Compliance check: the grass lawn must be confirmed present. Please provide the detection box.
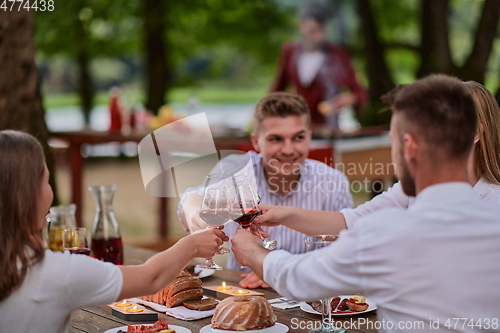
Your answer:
[43,85,268,111]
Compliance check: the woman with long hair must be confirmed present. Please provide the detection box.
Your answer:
[0,130,228,332]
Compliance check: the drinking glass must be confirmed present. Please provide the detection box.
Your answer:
[304,235,344,333]
[197,174,231,270]
[229,175,277,251]
[63,227,91,256]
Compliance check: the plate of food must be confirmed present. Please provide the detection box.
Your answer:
[200,323,289,333]
[104,320,191,333]
[300,295,376,317]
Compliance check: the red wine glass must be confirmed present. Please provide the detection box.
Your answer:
[63,227,91,256]
[229,176,277,251]
[197,175,231,270]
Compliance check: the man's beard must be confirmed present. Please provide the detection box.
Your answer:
[399,156,416,197]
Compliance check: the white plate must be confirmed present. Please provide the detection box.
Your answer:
[194,266,216,279]
[300,295,377,317]
[200,323,289,333]
[104,324,191,333]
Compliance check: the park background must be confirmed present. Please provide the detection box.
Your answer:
[1,0,500,254]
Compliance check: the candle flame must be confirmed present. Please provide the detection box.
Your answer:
[237,289,243,293]
[122,300,127,305]
[222,282,226,287]
[132,305,137,310]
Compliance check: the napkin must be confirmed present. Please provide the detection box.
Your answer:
[129,298,216,320]
[268,297,300,310]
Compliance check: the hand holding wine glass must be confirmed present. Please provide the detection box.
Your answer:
[197,174,231,270]
[229,176,277,251]
[63,227,90,256]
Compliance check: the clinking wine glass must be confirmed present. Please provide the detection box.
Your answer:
[63,227,91,256]
[229,176,277,251]
[304,235,344,333]
[197,174,231,270]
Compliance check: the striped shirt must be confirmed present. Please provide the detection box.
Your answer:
[191,151,353,270]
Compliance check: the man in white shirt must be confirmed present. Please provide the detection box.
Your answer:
[231,74,500,333]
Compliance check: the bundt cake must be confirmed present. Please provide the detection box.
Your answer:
[211,296,277,331]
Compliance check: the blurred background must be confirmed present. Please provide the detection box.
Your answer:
[1,0,500,254]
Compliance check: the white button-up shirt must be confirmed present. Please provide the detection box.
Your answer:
[264,182,500,333]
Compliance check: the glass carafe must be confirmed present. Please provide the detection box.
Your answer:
[46,204,77,252]
[89,185,123,265]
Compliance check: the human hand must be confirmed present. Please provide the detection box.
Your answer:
[231,229,268,268]
[188,212,208,233]
[188,227,229,258]
[239,271,270,289]
[330,92,356,112]
[252,204,290,235]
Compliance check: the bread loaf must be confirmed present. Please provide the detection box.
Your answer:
[141,271,204,308]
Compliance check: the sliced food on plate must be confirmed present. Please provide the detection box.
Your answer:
[116,320,176,333]
[140,271,217,310]
[305,295,375,315]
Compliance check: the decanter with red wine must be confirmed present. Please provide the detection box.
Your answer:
[89,185,124,265]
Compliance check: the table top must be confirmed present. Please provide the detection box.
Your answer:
[70,246,378,333]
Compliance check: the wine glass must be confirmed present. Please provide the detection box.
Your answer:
[197,174,231,270]
[304,235,344,333]
[229,175,277,251]
[63,227,91,256]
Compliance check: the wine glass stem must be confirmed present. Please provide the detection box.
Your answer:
[322,298,332,330]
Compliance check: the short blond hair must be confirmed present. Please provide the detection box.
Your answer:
[464,81,500,185]
[253,92,310,133]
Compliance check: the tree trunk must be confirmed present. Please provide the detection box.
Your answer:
[417,0,455,77]
[357,0,395,126]
[0,10,59,204]
[457,0,500,83]
[144,0,168,115]
[75,0,93,126]
[77,51,93,126]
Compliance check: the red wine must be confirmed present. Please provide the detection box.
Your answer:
[91,236,123,265]
[68,247,91,256]
[232,209,259,228]
[199,210,230,225]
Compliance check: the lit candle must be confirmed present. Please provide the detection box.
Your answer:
[233,289,249,295]
[115,300,132,307]
[126,306,143,313]
[216,282,232,291]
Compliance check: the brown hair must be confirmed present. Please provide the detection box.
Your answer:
[253,92,311,133]
[464,81,500,185]
[382,74,477,161]
[0,130,46,301]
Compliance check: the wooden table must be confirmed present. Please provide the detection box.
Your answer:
[70,246,378,333]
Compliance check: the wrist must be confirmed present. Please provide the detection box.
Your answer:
[177,236,197,258]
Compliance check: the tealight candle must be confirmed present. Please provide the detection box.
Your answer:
[233,289,249,295]
[126,306,143,313]
[216,282,232,291]
[115,300,132,307]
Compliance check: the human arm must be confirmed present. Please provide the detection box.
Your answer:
[341,181,409,229]
[329,45,367,113]
[231,227,362,301]
[254,204,348,236]
[118,228,228,300]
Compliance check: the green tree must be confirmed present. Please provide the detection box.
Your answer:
[35,0,141,124]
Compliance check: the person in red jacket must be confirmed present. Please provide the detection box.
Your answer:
[270,1,367,136]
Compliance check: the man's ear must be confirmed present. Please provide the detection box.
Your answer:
[403,133,418,165]
[251,133,260,153]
